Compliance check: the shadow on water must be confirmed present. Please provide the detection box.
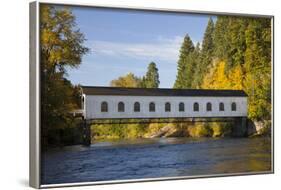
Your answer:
[41,137,271,185]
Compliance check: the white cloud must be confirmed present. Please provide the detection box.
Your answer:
[89,36,185,62]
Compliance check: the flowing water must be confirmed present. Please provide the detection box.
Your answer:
[41,137,271,185]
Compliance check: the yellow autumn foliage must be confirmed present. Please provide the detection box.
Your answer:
[201,61,243,90]
[110,73,141,88]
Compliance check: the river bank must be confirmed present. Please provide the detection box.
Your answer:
[91,119,271,142]
[41,119,271,148]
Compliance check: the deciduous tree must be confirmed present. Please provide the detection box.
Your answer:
[40,5,89,145]
[110,73,142,87]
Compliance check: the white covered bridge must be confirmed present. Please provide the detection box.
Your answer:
[78,86,248,145]
[80,86,248,120]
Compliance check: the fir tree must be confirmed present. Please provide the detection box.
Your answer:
[144,62,160,88]
[213,16,229,60]
[193,18,215,87]
[174,34,195,88]
[190,42,201,88]
[244,18,271,120]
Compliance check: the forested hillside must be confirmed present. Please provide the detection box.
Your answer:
[174,17,271,122]
[95,16,272,140]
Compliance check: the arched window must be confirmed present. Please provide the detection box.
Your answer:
[149,102,155,112]
[179,102,184,112]
[118,102,125,112]
[165,102,171,112]
[231,102,237,111]
[101,101,108,112]
[219,102,224,111]
[193,102,199,112]
[207,102,212,111]
[134,102,140,112]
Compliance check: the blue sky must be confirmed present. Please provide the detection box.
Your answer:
[65,6,214,88]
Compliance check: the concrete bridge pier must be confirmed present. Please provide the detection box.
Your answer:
[232,117,247,137]
[82,119,91,146]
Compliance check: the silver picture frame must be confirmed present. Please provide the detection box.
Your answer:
[29,1,274,188]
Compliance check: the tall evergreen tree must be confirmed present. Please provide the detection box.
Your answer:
[190,42,201,88]
[174,34,195,88]
[227,18,247,69]
[244,18,271,120]
[183,42,201,88]
[201,18,215,56]
[213,16,229,60]
[201,16,271,121]
[193,18,215,88]
[213,17,248,71]
[143,62,160,88]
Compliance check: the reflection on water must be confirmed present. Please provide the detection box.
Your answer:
[41,137,271,185]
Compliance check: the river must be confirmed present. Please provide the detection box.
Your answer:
[41,137,271,185]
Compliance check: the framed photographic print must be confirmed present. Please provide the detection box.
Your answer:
[29,1,274,188]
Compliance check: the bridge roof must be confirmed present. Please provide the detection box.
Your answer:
[81,86,248,97]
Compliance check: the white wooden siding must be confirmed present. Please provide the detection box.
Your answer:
[83,95,247,119]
